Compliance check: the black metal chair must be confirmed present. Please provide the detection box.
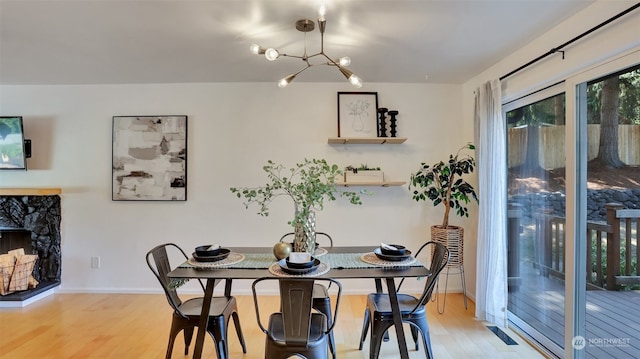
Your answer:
[252,276,342,359]
[146,243,246,359]
[280,231,337,358]
[358,241,450,359]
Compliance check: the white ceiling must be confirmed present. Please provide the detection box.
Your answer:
[0,0,595,86]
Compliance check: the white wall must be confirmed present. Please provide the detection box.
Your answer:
[0,82,472,295]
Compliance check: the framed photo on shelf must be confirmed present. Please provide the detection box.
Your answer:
[112,115,187,201]
[337,92,378,138]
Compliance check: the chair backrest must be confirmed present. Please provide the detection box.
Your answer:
[146,243,202,315]
[252,277,342,345]
[413,241,450,310]
[279,232,333,248]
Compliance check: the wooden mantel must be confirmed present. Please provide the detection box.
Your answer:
[0,188,62,196]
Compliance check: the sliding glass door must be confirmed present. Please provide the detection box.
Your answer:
[505,87,567,357]
[579,65,640,358]
[506,52,640,359]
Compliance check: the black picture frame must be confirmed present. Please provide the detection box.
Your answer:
[337,92,379,138]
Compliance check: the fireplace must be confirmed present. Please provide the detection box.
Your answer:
[0,189,62,304]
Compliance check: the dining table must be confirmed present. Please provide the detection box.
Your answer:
[167,245,431,359]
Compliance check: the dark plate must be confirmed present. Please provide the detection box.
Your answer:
[380,244,406,256]
[374,248,412,262]
[278,258,321,274]
[192,248,230,262]
[286,255,316,269]
[195,245,224,257]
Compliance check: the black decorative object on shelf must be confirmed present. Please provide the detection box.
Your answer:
[377,107,388,137]
[388,110,398,137]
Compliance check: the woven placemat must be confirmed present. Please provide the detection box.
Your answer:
[360,252,417,267]
[313,247,328,257]
[186,252,245,268]
[268,262,330,277]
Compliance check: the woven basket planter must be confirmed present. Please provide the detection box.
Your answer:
[430,225,464,267]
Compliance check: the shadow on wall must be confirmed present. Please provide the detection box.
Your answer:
[22,116,55,170]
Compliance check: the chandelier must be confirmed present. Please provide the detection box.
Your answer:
[250,6,363,88]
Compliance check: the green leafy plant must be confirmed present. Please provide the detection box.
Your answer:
[409,143,478,228]
[345,164,381,172]
[230,158,365,226]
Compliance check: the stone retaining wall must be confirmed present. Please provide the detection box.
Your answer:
[509,189,640,222]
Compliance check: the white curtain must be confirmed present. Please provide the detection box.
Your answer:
[474,79,508,327]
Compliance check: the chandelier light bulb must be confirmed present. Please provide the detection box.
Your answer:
[338,56,351,67]
[265,48,279,61]
[319,4,326,18]
[250,43,261,54]
[339,66,363,88]
[349,74,363,88]
[278,78,289,88]
[278,74,296,88]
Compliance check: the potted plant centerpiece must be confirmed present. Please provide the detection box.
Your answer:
[409,143,478,257]
[230,158,364,254]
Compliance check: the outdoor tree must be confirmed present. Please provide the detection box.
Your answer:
[506,93,564,176]
[595,76,624,168]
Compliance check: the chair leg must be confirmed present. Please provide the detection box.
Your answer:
[314,299,336,359]
[231,311,247,353]
[358,307,370,350]
[206,331,226,359]
[414,316,433,359]
[369,321,393,359]
[183,327,194,355]
[166,331,178,359]
[166,317,183,359]
[327,321,336,359]
[410,325,419,351]
[211,315,228,359]
[216,339,226,359]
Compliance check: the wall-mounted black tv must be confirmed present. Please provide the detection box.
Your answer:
[0,116,27,170]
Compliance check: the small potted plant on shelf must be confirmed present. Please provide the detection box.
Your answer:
[409,143,478,250]
[344,164,383,183]
[230,158,365,254]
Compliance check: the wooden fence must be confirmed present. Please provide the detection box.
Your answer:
[510,203,640,290]
[508,124,640,169]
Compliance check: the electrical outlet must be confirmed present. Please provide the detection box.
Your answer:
[91,256,101,269]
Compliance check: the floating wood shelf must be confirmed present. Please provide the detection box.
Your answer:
[327,137,407,144]
[0,188,62,196]
[335,181,406,187]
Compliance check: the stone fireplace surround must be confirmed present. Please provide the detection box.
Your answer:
[0,188,62,303]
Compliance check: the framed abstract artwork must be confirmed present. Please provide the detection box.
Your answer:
[337,92,378,138]
[112,115,187,201]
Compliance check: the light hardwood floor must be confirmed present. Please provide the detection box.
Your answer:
[0,292,545,358]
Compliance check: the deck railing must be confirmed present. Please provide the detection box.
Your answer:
[517,203,640,290]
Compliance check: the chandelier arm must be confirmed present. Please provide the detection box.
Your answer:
[280,53,306,60]
[305,52,330,62]
[321,53,340,67]
[295,65,312,76]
